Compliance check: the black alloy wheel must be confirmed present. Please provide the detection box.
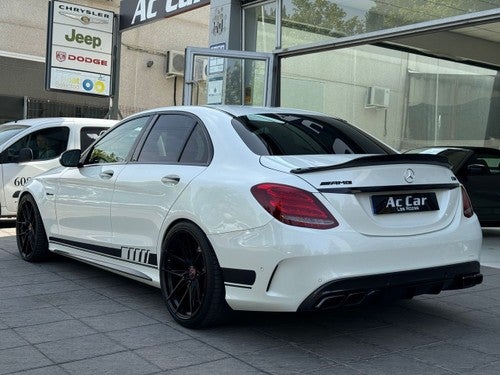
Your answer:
[160,222,227,328]
[16,194,49,262]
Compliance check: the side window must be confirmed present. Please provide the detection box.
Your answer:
[6,127,69,162]
[80,127,109,151]
[5,135,30,163]
[180,125,211,164]
[138,114,197,163]
[87,117,149,164]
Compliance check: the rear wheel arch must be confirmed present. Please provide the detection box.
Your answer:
[158,218,212,265]
[159,219,229,328]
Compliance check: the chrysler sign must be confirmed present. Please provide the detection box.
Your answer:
[120,0,210,30]
[46,1,115,96]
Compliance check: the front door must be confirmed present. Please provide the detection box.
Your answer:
[55,116,150,247]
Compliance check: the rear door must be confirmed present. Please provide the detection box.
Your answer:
[458,149,500,225]
[110,113,211,264]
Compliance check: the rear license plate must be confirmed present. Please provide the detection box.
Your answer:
[371,192,439,215]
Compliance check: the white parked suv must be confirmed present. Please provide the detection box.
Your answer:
[0,117,116,217]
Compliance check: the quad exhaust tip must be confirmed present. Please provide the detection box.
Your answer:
[312,273,483,311]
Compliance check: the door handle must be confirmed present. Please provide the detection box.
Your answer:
[161,175,180,186]
[99,170,114,179]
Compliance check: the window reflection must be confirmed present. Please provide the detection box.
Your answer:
[280,45,500,150]
[280,0,500,49]
[88,117,149,164]
[244,2,277,52]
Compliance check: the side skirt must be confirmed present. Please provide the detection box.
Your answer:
[52,248,153,282]
[48,239,161,287]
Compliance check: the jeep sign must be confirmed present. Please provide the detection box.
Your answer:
[52,24,112,53]
[46,1,115,96]
[120,0,210,31]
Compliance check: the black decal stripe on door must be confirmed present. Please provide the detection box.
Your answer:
[49,237,158,267]
[50,237,121,257]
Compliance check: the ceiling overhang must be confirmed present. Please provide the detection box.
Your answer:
[391,21,500,69]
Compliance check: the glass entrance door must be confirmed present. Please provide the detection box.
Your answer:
[183,47,277,106]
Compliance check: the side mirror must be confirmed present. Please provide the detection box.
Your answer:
[60,149,82,167]
[18,148,33,163]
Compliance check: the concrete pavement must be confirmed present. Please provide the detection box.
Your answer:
[1,223,499,375]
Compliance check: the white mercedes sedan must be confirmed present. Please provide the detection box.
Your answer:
[16,106,483,328]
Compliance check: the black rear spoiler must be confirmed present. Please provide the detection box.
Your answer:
[291,154,451,174]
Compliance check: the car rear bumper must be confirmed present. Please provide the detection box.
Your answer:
[210,211,482,312]
[297,261,482,311]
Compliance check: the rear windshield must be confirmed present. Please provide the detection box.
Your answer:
[0,125,29,147]
[232,113,395,156]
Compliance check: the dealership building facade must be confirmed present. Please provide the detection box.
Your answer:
[1,0,500,150]
[0,0,209,121]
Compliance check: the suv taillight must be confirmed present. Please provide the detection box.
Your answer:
[251,183,338,229]
[461,185,474,218]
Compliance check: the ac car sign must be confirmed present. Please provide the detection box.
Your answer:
[120,0,210,30]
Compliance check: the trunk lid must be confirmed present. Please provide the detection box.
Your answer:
[260,154,460,236]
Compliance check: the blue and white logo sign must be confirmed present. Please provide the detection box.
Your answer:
[50,68,110,96]
[83,79,94,91]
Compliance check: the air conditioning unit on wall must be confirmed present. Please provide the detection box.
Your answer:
[194,59,208,81]
[366,86,390,108]
[166,50,185,76]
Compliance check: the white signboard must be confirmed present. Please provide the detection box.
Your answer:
[50,68,111,95]
[46,1,115,96]
[52,24,113,53]
[208,43,225,74]
[51,47,111,75]
[207,77,223,105]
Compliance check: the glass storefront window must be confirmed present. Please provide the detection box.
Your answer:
[189,55,268,106]
[244,1,277,52]
[280,45,500,151]
[281,0,500,49]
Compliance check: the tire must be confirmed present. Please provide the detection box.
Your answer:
[160,222,227,328]
[16,194,50,262]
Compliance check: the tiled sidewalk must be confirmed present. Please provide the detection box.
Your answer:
[1,223,499,375]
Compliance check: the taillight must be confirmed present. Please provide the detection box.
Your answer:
[461,185,474,218]
[251,183,338,229]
